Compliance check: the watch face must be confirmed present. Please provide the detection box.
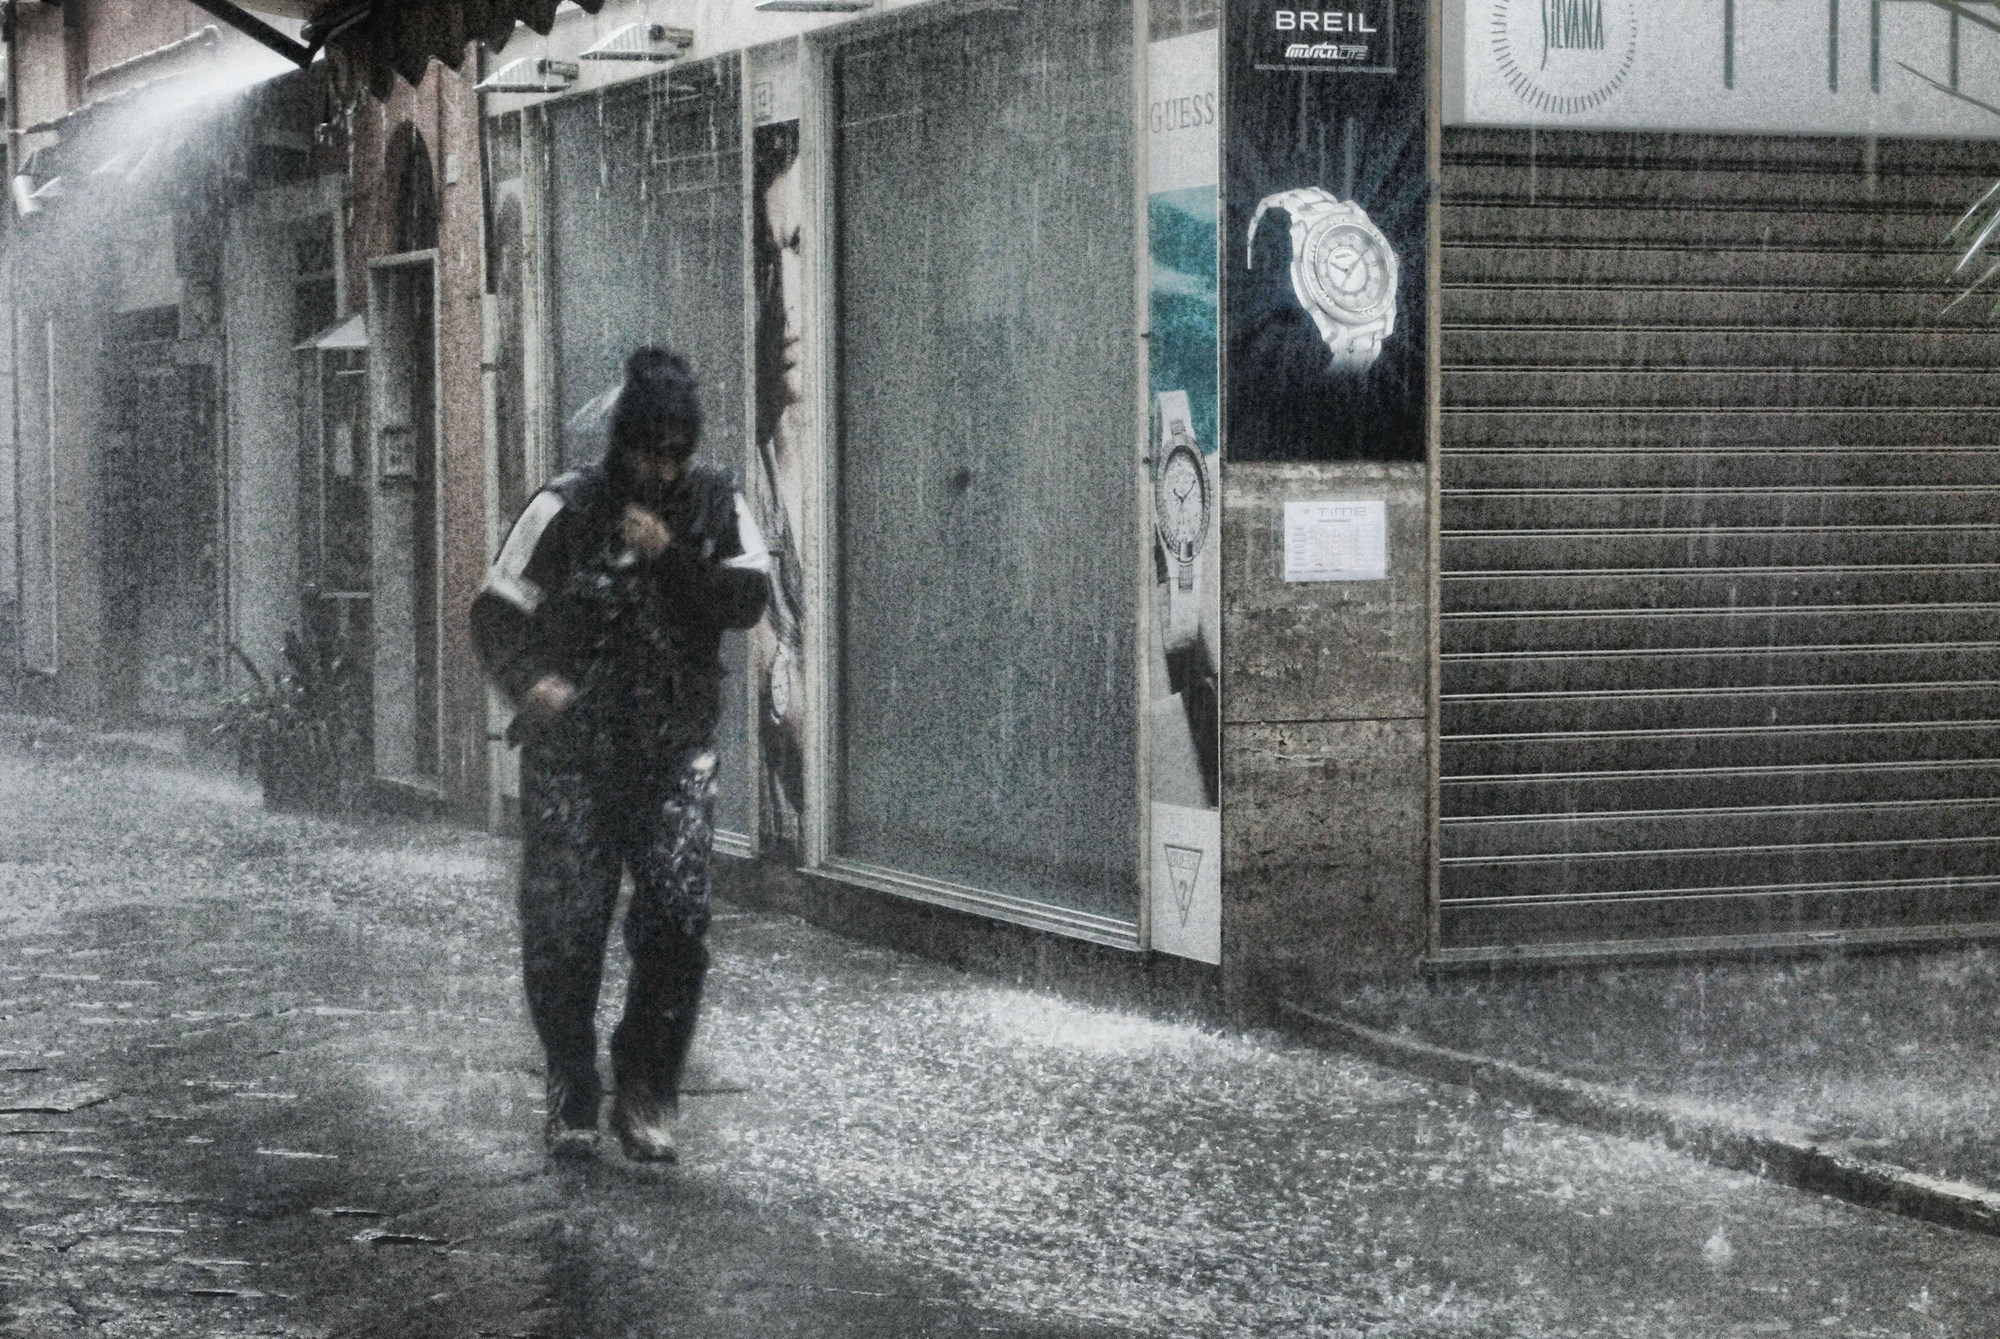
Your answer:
[1301,221,1395,321]
[1154,443,1209,557]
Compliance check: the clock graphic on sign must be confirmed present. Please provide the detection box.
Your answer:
[1490,0,1638,116]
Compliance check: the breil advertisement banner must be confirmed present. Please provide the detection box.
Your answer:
[1450,0,2000,136]
[1225,4,1429,463]
[1148,28,1221,966]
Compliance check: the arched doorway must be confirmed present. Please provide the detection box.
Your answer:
[369,122,442,789]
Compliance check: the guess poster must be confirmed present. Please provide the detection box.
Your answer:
[1225,1,1428,463]
[1148,28,1222,966]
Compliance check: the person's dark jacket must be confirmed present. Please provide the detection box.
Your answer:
[472,458,770,757]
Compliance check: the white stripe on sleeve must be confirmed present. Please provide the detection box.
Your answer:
[721,493,774,575]
[481,490,565,613]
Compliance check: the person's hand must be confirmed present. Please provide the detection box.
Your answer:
[621,504,673,560]
[522,673,577,724]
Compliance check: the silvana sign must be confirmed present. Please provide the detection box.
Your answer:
[1488,0,1637,115]
[1448,0,2000,136]
[1258,1,1396,73]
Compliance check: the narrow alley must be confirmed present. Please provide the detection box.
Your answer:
[2,734,1997,1338]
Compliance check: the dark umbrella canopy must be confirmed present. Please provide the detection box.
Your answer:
[205,0,608,101]
[330,0,607,99]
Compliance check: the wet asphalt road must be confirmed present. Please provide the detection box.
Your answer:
[3,744,2000,1337]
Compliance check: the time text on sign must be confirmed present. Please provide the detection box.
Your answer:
[1283,499,1388,582]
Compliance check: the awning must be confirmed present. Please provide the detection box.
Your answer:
[11,59,330,222]
[185,1,608,102]
[295,313,369,352]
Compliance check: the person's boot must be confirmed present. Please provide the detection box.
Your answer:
[542,1072,601,1162]
[609,931,705,1164]
[610,1076,677,1163]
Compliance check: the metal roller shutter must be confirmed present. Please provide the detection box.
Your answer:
[1438,128,2000,955]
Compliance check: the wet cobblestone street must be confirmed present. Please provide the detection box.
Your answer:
[4,742,2000,1337]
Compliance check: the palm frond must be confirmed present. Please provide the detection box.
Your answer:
[1948,177,2000,240]
[1941,256,2000,314]
[1956,201,2000,271]
[1918,0,2000,38]
[1895,60,2000,118]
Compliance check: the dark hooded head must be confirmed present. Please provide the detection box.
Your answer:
[610,346,703,474]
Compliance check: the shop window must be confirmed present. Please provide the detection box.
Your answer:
[387,122,438,255]
[292,216,339,344]
[368,255,440,785]
[545,57,753,844]
[830,0,1139,922]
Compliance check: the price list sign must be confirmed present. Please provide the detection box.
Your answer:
[1282,499,1387,581]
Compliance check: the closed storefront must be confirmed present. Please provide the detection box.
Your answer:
[1438,0,2000,955]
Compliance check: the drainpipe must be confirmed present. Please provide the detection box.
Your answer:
[177,0,374,70]
[179,0,314,67]
[2,0,15,673]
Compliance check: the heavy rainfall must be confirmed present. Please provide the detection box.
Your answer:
[4,2,2000,1338]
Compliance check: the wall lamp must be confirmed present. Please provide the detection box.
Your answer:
[581,22,694,61]
[474,57,581,93]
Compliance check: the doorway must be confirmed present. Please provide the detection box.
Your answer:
[367,253,440,787]
[100,311,222,721]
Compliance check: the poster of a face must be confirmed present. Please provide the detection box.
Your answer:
[751,109,807,855]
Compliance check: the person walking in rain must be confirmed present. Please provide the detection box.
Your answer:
[472,347,770,1163]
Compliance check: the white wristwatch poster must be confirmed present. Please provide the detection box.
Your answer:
[1248,187,1399,372]
[1225,2,1428,464]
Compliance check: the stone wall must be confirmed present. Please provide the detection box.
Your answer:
[1219,460,1433,1012]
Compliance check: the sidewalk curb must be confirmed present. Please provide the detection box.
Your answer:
[1281,1001,2000,1239]
[0,714,189,767]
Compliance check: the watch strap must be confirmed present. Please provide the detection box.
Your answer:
[1161,549,1202,653]
[1246,186,1342,269]
[1327,317,1391,369]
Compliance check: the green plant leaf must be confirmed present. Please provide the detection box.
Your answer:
[1918,0,2000,39]
[1896,60,2000,118]
[1949,178,2000,241]
[1956,205,2000,273]
[1940,256,2000,314]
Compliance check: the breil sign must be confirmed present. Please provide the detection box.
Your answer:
[1256,0,1396,72]
[1273,10,1380,33]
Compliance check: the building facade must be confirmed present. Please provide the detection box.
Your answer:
[9,0,2000,1015]
[1,0,496,825]
[5,4,326,731]
[473,0,2000,1007]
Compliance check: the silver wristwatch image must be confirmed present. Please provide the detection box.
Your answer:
[1153,390,1209,655]
[1247,187,1399,371]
